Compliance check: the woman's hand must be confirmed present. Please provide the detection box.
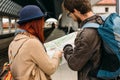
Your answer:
[55,50,63,58]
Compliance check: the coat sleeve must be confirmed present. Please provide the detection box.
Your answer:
[63,29,97,71]
[27,39,60,75]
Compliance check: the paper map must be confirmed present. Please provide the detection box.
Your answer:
[44,32,77,58]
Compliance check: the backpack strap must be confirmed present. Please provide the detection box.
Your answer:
[81,15,106,29]
[9,39,28,64]
[82,22,100,29]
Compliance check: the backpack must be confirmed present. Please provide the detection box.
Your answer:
[82,13,120,79]
[0,62,13,80]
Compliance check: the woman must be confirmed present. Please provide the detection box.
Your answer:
[8,5,62,80]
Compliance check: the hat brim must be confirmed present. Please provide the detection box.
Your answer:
[17,14,46,25]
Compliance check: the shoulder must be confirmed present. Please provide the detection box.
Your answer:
[13,33,43,49]
[75,28,99,43]
[84,28,98,36]
[12,34,44,51]
[25,37,43,48]
[77,28,98,38]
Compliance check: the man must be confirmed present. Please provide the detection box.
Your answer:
[62,0,103,80]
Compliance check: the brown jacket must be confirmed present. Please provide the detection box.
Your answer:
[8,33,60,80]
[63,28,102,80]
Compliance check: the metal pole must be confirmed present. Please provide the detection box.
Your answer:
[0,17,3,34]
[8,17,11,33]
[15,19,17,31]
[116,0,120,15]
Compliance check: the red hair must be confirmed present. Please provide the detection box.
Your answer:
[18,18,45,43]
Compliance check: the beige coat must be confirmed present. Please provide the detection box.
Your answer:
[8,33,60,80]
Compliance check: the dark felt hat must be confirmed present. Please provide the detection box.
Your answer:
[17,5,45,24]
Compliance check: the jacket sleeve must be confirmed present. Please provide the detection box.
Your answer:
[63,29,97,71]
[27,39,60,75]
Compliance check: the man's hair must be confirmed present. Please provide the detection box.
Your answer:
[63,0,92,14]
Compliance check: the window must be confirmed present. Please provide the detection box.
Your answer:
[105,7,109,12]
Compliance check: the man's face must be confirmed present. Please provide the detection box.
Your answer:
[67,11,82,24]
